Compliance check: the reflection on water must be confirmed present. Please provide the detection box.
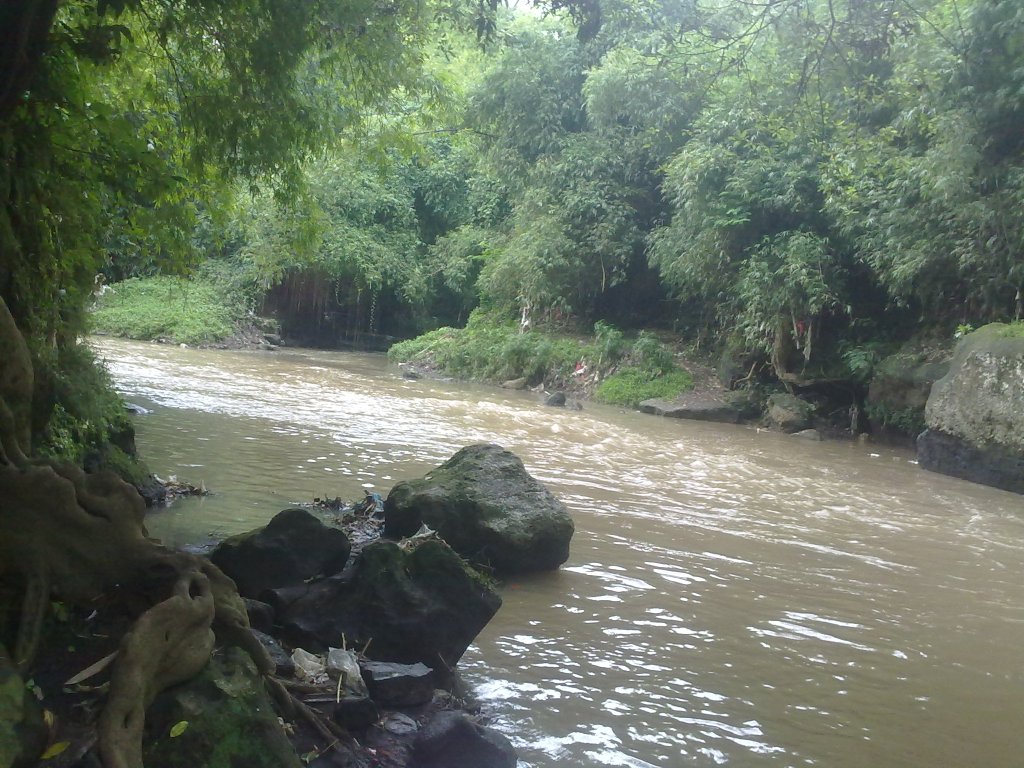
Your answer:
[93,338,1024,767]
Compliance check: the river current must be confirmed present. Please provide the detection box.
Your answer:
[92,338,1024,768]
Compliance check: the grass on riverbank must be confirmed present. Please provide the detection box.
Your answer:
[90,275,247,345]
[389,311,695,406]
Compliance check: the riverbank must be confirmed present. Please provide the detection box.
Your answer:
[388,311,700,411]
[87,277,913,441]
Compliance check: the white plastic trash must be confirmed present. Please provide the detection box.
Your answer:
[327,647,368,696]
[291,648,327,682]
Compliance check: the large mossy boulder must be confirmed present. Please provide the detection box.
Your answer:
[764,393,815,433]
[210,508,351,599]
[273,539,501,670]
[866,343,950,438]
[917,323,1024,493]
[142,647,302,768]
[383,444,574,574]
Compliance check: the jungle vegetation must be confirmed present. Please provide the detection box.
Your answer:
[3,0,1024,445]
[0,1,1021,766]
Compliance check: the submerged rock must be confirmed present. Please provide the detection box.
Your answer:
[411,711,517,768]
[791,428,823,441]
[543,391,567,407]
[274,539,501,670]
[918,323,1024,493]
[210,508,351,599]
[638,396,743,423]
[384,444,574,574]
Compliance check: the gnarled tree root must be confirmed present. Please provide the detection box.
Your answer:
[0,297,275,768]
[99,569,216,768]
[0,461,274,768]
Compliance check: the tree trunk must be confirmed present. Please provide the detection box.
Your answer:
[0,0,60,124]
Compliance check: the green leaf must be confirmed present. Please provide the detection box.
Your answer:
[41,742,70,760]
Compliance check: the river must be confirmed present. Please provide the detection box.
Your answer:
[92,338,1024,768]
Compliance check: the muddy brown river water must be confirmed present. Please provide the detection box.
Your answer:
[92,338,1024,768]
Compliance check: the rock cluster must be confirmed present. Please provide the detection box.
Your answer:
[193,443,574,767]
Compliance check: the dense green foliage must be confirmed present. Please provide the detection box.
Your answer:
[380,0,1024,394]
[91,274,248,345]
[389,311,589,384]
[4,0,1024,437]
[389,311,692,403]
[32,343,137,465]
[0,0,500,453]
[595,369,694,408]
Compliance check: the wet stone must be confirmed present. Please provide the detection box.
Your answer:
[360,661,435,708]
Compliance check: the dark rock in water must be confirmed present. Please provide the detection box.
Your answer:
[275,539,501,670]
[136,476,168,507]
[360,661,435,708]
[765,393,815,433]
[250,629,294,677]
[917,429,1024,494]
[918,324,1024,493]
[0,649,47,768]
[384,444,574,574]
[143,647,303,768]
[331,696,381,730]
[210,508,351,599]
[639,396,742,424]
[543,391,566,407]
[244,598,275,634]
[411,711,517,768]
[791,428,823,441]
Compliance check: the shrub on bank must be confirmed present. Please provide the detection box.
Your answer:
[594,368,694,408]
[90,275,244,345]
[390,311,587,385]
[390,311,695,406]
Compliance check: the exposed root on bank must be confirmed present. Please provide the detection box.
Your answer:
[0,296,270,768]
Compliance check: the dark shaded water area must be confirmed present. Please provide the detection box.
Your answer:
[92,338,1024,768]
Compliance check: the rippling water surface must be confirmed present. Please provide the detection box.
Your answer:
[93,339,1024,768]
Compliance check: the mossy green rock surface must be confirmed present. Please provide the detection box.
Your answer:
[142,647,301,768]
[765,394,814,433]
[384,444,574,574]
[924,324,1024,453]
[277,540,501,669]
[918,324,1024,493]
[866,343,950,437]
